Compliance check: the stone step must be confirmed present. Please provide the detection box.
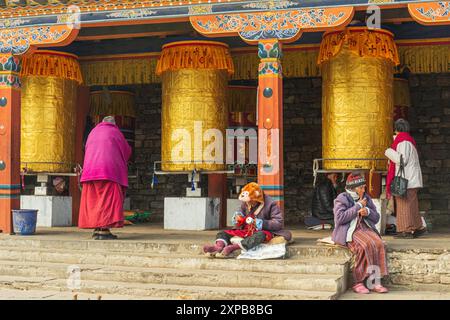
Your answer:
[0,246,349,275]
[0,260,346,293]
[0,238,351,259]
[0,275,338,300]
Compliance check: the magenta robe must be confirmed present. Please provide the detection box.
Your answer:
[79,122,131,229]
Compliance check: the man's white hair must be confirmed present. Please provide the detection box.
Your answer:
[102,116,116,124]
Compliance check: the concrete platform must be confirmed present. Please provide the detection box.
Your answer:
[0,224,448,300]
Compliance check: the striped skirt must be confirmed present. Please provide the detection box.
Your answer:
[395,188,423,233]
[347,221,388,283]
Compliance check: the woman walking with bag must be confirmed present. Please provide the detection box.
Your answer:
[385,119,426,239]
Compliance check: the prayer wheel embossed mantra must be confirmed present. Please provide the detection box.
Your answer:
[156,41,234,171]
[318,28,400,170]
[20,50,83,172]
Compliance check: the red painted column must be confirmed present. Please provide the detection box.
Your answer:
[257,39,285,214]
[70,85,91,226]
[0,54,21,234]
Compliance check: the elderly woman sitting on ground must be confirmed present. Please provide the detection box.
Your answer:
[332,173,389,294]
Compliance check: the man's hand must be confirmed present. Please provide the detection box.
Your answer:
[358,207,369,217]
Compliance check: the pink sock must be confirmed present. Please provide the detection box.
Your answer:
[221,244,241,256]
[203,240,226,253]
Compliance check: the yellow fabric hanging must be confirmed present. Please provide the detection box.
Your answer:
[318,27,400,66]
[81,57,160,86]
[228,86,257,112]
[90,91,136,118]
[398,44,450,74]
[156,40,234,75]
[21,50,83,84]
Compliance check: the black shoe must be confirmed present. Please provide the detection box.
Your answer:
[92,228,100,238]
[394,232,414,239]
[94,233,118,240]
[413,228,427,238]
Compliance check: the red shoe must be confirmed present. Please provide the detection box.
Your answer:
[352,283,370,294]
[371,285,389,293]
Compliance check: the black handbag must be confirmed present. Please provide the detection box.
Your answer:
[391,155,408,197]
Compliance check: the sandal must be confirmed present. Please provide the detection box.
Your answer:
[371,285,389,293]
[352,283,370,294]
[94,231,118,240]
[394,232,414,239]
[413,228,427,238]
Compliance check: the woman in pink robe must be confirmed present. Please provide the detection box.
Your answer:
[78,116,132,240]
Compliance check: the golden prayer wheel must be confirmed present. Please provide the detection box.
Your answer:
[318,27,400,171]
[394,78,411,121]
[20,50,83,173]
[89,90,136,156]
[227,86,258,176]
[156,41,234,172]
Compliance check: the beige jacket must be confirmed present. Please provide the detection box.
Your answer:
[385,141,423,189]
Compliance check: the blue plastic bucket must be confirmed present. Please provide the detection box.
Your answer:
[12,209,38,235]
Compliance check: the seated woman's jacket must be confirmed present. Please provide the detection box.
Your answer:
[331,192,380,246]
[235,194,292,242]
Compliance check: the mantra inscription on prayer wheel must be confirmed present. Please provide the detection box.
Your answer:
[318,28,400,171]
[156,41,234,172]
[20,50,83,173]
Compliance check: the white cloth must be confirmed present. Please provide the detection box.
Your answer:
[236,243,286,260]
[385,141,423,189]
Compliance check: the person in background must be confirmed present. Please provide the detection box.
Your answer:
[332,172,389,294]
[78,116,132,240]
[385,118,426,239]
[306,173,339,230]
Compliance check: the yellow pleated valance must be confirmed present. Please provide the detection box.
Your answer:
[21,50,83,84]
[228,86,257,112]
[82,56,160,85]
[79,42,448,86]
[90,91,136,118]
[398,44,450,74]
[318,27,400,66]
[156,40,234,76]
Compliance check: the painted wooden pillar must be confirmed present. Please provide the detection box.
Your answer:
[257,40,284,214]
[0,54,21,234]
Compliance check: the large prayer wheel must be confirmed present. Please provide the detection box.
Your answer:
[156,41,234,171]
[318,27,399,171]
[227,86,257,176]
[394,78,411,121]
[89,90,136,155]
[20,50,83,172]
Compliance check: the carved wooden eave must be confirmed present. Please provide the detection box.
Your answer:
[0,1,448,55]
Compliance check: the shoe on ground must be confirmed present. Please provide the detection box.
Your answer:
[371,285,389,293]
[352,283,370,294]
[394,232,414,239]
[413,228,427,238]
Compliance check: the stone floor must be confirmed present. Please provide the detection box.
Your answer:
[3,223,449,251]
[0,223,449,300]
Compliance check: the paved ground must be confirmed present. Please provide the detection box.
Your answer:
[0,287,449,300]
[0,224,448,300]
[2,223,449,251]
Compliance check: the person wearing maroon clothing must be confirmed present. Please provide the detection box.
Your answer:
[203,182,292,258]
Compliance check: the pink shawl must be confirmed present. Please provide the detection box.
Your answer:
[81,122,132,187]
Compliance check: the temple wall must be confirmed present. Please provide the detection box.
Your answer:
[128,73,450,227]
[409,73,450,228]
